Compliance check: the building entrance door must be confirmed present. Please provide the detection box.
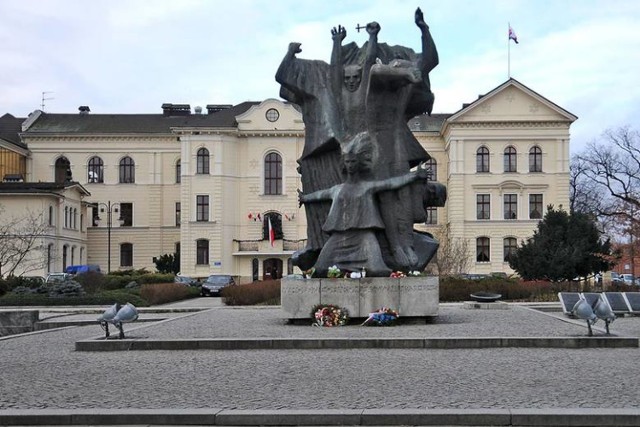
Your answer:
[263,258,283,280]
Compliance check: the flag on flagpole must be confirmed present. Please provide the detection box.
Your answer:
[509,25,519,44]
[268,217,275,247]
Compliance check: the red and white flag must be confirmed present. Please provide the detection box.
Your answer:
[268,217,275,247]
[509,25,518,44]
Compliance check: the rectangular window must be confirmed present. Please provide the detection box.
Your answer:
[196,240,209,265]
[196,195,209,222]
[120,243,133,267]
[476,237,490,262]
[425,207,437,225]
[476,194,490,220]
[120,203,133,227]
[92,205,100,226]
[529,194,543,219]
[175,202,181,226]
[504,194,517,220]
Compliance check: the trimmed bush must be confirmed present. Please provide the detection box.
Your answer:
[0,289,148,307]
[139,283,199,305]
[221,280,281,306]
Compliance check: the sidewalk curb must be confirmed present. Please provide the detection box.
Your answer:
[2,408,640,426]
[74,336,640,351]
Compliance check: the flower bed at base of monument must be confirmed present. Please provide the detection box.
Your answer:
[281,275,439,319]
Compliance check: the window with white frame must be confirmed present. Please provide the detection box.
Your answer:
[529,194,543,219]
[196,148,209,174]
[504,146,517,172]
[476,146,490,173]
[477,194,490,220]
[196,239,209,265]
[504,194,517,219]
[264,152,282,195]
[503,237,518,262]
[529,146,542,172]
[476,237,490,262]
[196,195,209,222]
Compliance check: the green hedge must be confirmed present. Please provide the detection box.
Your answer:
[0,289,148,307]
[221,280,281,306]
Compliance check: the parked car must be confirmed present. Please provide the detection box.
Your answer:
[45,273,72,283]
[611,272,624,285]
[621,274,638,286]
[65,264,101,275]
[200,274,235,297]
[174,274,199,287]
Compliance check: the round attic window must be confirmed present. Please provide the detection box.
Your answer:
[265,108,280,122]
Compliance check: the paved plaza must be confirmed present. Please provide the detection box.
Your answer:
[1,298,640,425]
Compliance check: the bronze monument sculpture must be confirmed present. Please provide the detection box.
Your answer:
[277,7,446,278]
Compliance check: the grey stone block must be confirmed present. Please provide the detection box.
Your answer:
[511,408,640,426]
[216,409,362,425]
[281,276,320,318]
[0,310,39,336]
[361,408,511,426]
[321,278,360,316]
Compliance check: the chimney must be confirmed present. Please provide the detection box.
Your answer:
[78,106,91,115]
[206,104,232,114]
[161,103,191,116]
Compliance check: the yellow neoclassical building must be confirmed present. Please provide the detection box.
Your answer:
[1,78,575,281]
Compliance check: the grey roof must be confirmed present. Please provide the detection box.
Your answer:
[0,113,27,149]
[408,113,451,132]
[24,102,259,134]
[0,181,90,196]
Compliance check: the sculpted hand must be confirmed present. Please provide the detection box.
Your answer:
[297,189,306,207]
[331,25,346,41]
[417,161,431,180]
[366,21,381,36]
[415,7,428,31]
[288,42,302,56]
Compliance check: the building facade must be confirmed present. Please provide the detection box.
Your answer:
[1,78,574,281]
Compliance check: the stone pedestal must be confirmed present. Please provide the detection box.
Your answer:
[281,276,439,319]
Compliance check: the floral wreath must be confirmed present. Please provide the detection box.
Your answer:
[362,307,399,326]
[311,304,349,327]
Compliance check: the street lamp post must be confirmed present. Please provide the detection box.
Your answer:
[96,201,120,274]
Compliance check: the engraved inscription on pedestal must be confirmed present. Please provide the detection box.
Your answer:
[321,278,360,317]
[281,276,439,319]
[281,276,321,319]
[359,278,400,317]
[399,276,439,316]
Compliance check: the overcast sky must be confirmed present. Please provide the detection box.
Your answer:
[1,0,639,153]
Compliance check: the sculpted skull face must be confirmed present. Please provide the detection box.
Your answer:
[344,65,362,92]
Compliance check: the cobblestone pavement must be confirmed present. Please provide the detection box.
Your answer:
[1,301,639,411]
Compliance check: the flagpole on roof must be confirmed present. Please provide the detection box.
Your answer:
[508,22,511,79]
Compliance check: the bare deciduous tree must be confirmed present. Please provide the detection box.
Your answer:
[426,224,472,276]
[0,206,50,277]
[573,126,640,275]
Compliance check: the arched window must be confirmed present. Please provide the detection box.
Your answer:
[529,146,542,172]
[71,246,75,265]
[264,152,282,195]
[62,245,68,270]
[476,147,489,173]
[47,244,54,273]
[252,258,259,282]
[476,237,490,262]
[196,239,209,265]
[263,212,283,241]
[55,157,72,183]
[175,159,181,183]
[425,157,437,181]
[64,207,69,228]
[119,156,135,183]
[49,205,54,226]
[88,156,104,183]
[196,148,209,174]
[504,146,517,172]
[503,237,518,262]
[120,243,133,267]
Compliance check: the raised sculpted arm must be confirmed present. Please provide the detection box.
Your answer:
[330,25,347,96]
[415,8,439,74]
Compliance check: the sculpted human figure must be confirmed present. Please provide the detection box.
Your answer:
[298,132,430,277]
[276,7,445,276]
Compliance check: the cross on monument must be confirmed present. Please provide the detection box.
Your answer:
[355,23,366,32]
